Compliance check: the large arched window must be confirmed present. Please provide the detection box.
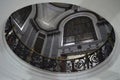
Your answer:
[63,16,97,46]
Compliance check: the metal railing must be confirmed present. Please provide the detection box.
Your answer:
[5,22,115,72]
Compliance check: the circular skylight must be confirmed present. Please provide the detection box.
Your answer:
[5,2,115,72]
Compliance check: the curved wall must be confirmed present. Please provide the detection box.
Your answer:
[0,0,120,80]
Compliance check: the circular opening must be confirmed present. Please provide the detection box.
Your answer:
[5,2,115,72]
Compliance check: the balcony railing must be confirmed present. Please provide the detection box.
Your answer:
[5,21,115,72]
